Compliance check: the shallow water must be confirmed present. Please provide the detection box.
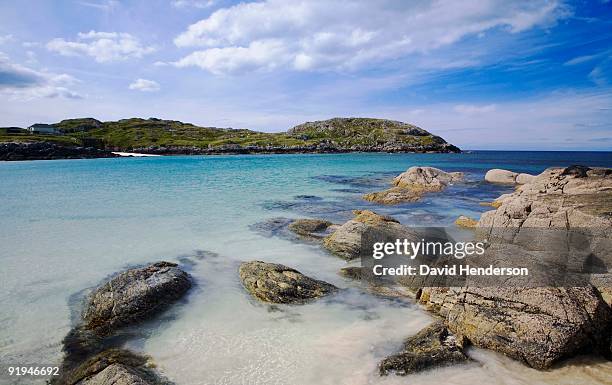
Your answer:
[1,151,611,384]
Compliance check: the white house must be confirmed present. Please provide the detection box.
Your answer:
[27,123,60,135]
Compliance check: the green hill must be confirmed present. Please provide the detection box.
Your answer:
[1,117,460,154]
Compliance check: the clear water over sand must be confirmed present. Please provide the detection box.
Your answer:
[1,152,611,384]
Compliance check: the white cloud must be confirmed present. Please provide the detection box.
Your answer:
[171,0,216,9]
[47,31,155,62]
[0,34,14,45]
[454,104,497,114]
[0,53,82,100]
[173,0,569,74]
[129,78,160,92]
[76,0,119,11]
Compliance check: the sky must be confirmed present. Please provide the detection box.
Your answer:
[0,0,611,150]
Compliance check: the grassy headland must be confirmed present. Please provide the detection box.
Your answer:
[0,117,460,154]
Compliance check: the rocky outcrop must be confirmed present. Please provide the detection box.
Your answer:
[287,219,334,239]
[413,166,612,369]
[0,142,119,161]
[364,167,463,204]
[417,287,611,369]
[323,210,417,260]
[379,321,469,376]
[485,169,536,185]
[478,166,612,230]
[239,261,337,304]
[454,215,477,228]
[83,262,192,335]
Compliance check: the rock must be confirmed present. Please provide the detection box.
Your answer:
[0,142,119,161]
[83,262,191,335]
[516,173,536,184]
[323,210,417,260]
[412,167,612,369]
[478,167,612,230]
[484,168,518,184]
[363,187,422,204]
[561,165,591,178]
[379,321,469,376]
[393,166,464,190]
[338,266,363,280]
[454,215,477,228]
[417,287,612,369]
[239,261,337,304]
[288,218,334,239]
[364,167,463,204]
[52,349,165,385]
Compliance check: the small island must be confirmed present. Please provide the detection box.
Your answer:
[0,117,460,161]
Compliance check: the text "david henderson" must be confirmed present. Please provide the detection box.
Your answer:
[372,264,529,276]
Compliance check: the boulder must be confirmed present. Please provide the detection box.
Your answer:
[516,173,536,184]
[393,166,464,190]
[363,166,463,204]
[417,286,612,369]
[363,187,421,204]
[484,168,518,184]
[287,218,334,239]
[83,262,191,335]
[454,215,477,228]
[52,349,164,385]
[379,321,469,376]
[239,261,337,304]
[412,166,612,369]
[323,210,417,260]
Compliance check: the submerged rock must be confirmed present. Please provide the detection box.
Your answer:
[52,348,167,385]
[83,262,192,335]
[379,321,469,376]
[239,261,337,304]
[287,218,334,239]
[338,266,363,280]
[454,215,477,228]
[364,167,463,204]
[323,210,417,260]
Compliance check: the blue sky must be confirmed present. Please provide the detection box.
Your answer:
[0,0,610,150]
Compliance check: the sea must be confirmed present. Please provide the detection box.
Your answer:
[1,151,611,385]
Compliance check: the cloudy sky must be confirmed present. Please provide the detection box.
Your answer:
[0,0,610,150]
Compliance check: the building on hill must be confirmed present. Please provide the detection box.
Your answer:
[27,123,60,135]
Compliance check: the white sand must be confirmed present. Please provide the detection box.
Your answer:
[112,152,161,157]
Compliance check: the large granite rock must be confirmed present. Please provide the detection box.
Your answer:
[414,166,612,369]
[364,167,463,204]
[83,262,192,335]
[379,321,469,376]
[239,261,337,304]
[485,168,519,184]
[479,166,612,230]
[417,286,611,369]
[322,210,417,260]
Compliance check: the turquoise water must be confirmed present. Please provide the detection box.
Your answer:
[1,152,611,385]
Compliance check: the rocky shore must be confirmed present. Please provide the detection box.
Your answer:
[273,164,612,376]
[47,164,611,383]
[0,142,119,161]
